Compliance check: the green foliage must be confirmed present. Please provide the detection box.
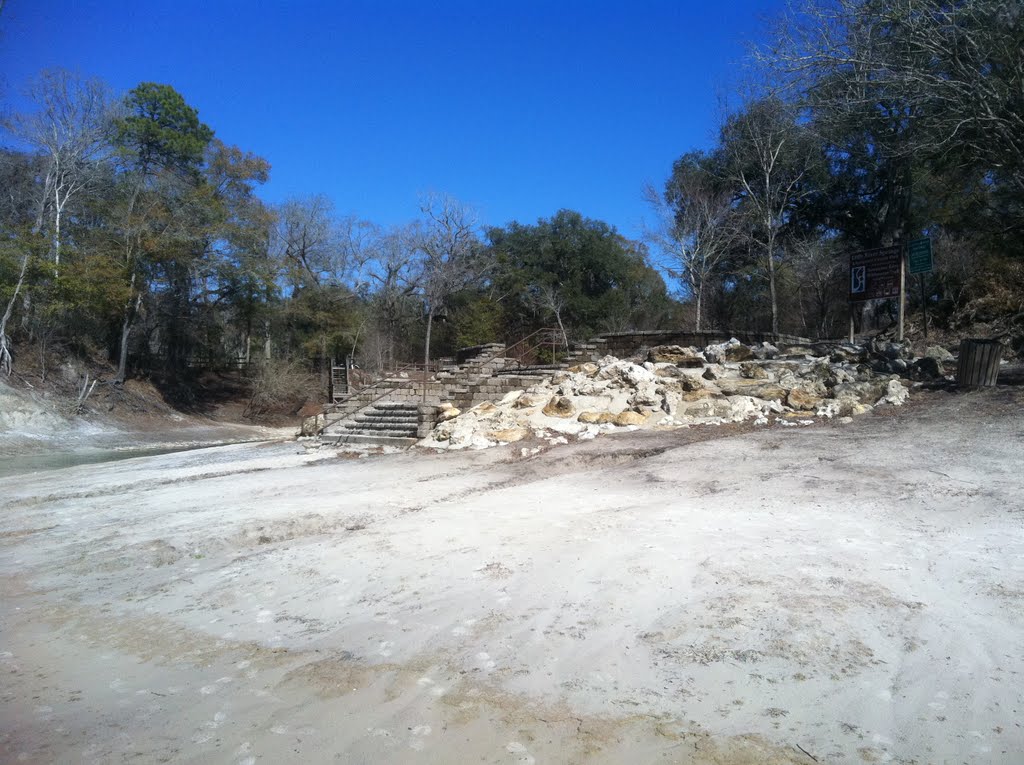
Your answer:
[115,83,214,174]
[488,210,672,339]
[450,290,503,349]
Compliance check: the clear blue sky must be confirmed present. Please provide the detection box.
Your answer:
[1,0,783,240]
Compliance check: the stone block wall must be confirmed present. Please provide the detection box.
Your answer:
[594,330,812,359]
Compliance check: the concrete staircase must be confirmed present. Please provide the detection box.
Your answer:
[316,337,610,446]
[324,402,423,446]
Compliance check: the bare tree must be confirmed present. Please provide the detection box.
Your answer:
[767,0,1023,172]
[0,247,28,375]
[357,224,419,368]
[535,282,569,348]
[721,98,814,335]
[643,152,736,331]
[789,238,844,337]
[272,195,352,289]
[414,193,485,376]
[0,152,47,376]
[5,69,113,273]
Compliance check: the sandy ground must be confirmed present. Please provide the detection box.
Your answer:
[1,386,1022,764]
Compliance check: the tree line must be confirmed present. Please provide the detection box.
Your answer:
[2,0,1021,400]
[0,73,674,395]
[646,0,1023,341]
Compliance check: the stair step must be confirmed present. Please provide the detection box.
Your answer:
[331,433,418,447]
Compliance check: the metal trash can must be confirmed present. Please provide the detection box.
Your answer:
[957,339,1003,387]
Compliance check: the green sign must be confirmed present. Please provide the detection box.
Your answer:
[908,237,933,275]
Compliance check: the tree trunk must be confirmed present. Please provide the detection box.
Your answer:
[0,251,29,376]
[422,309,434,403]
[554,309,568,349]
[115,280,140,384]
[766,232,779,335]
[694,281,703,332]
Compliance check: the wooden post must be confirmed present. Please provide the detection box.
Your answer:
[848,303,855,343]
[329,356,335,403]
[919,274,928,339]
[898,247,906,341]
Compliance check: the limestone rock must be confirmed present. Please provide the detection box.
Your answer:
[567,362,599,376]
[542,396,575,418]
[578,411,615,424]
[740,362,769,380]
[680,388,715,402]
[787,387,824,411]
[717,379,787,401]
[648,345,706,367]
[488,427,530,443]
[877,379,909,406]
[612,410,648,426]
[750,342,780,360]
[832,381,889,405]
[437,405,461,422]
[724,345,754,362]
[653,365,687,379]
[628,381,662,407]
[513,395,541,409]
[777,344,815,359]
[596,358,658,388]
[925,345,954,363]
[678,375,705,392]
[705,338,752,364]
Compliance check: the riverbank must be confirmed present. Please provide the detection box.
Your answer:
[2,385,1022,763]
[0,378,297,477]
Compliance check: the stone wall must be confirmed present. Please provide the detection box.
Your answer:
[593,330,812,360]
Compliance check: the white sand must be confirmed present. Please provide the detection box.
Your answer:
[1,389,1022,763]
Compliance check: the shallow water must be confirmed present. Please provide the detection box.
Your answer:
[1,444,202,478]
[0,439,273,479]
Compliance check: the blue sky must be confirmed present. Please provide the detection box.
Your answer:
[1,0,783,240]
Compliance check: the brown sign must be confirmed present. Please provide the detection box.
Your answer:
[849,245,902,302]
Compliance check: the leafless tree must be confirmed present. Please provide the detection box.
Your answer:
[535,282,569,347]
[5,69,113,273]
[357,224,419,368]
[414,193,485,375]
[789,238,844,337]
[722,98,814,335]
[272,195,355,289]
[643,157,736,331]
[764,0,1024,190]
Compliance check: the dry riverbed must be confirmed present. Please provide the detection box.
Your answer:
[1,386,1022,764]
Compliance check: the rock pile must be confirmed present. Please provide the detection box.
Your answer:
[417,338,933,451]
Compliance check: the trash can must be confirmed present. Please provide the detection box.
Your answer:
[956,339,1003,387]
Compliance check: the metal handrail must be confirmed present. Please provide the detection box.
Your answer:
[324,360,434,418]
[319,331,575,434]
[504,327,569,369]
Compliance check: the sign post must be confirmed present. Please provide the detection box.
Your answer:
[849,244,903,341]
[898,247,905,341]
[908,237,933,339]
